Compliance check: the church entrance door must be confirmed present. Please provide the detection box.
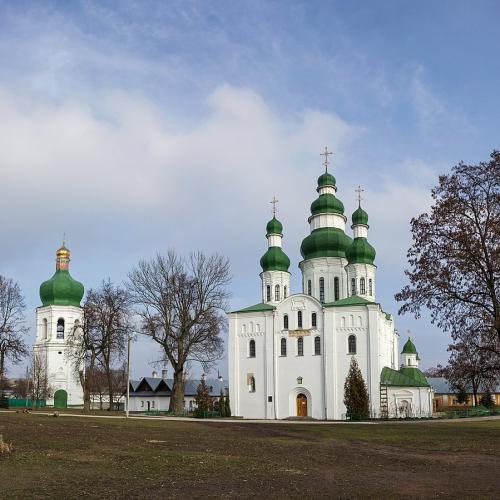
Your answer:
[296,393,307,417]
[54,389,68,408]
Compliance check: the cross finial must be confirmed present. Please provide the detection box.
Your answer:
[270,196,278,217]
[355,185,365,206]
[320,146,333,173]
[62,232,66,247]
[406,329,413,341]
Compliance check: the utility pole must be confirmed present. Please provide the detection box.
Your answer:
[126,336,131,418]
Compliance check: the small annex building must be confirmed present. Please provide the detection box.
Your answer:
[127,376,228,412]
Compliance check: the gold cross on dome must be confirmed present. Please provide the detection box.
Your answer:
[270,196,279,216]
[355,185,365,205]
[320,146,333,173]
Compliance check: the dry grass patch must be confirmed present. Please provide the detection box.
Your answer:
[0,434,13,454]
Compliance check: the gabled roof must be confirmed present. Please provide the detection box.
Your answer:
[232,302,276,313]
[380,366,429,387]
[129,377,228,397]
[323,295,376,308]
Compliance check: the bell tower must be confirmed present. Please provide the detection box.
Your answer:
[33,242,85,407]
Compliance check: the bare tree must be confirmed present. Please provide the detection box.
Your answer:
[29,353,52,406]
[128,251,230,412]
[68,280,133,412]
[0,276,29,378]
[396,151,500,358]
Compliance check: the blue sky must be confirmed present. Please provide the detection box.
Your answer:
[1,0,499,379]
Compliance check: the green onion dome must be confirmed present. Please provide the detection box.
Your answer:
[317,171,336,187]
[260,247,290,272]
[40,270,84,307]
[345,237,376,265]
[266,217,283,235]
[402,338,418,355]
[300,227,352,260]
[311,194,345,215]
[352,206,369,226]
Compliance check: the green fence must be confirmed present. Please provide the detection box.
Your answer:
[439,406,500,419]
[7,398,46,408]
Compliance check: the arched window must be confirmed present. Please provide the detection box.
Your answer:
[283,314,289,329]
[357,316,362,327]
[319,277,325,302]
[341,316,346,327]
[280,337,287,356]
[314,336,321,355]
[297,310,303,328]
[307,280,312,296]
[351,278,356,296]
[42,318,48,340]
[249,339,256,358]
[56,318,65,339]
[360,277,366,295]
[266,286,271,302]
[297,337,304,356]
[311,312,317,328]
[242,324,247,334]
[369,279,373,296]
[249,321,254,333]
[275,284,280,301]
[334,277,340,301]
[284,286,288,299]
[348,334,356,354]
[249,376,256,392]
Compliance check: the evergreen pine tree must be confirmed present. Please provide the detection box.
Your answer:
[455,386,469,405]
[194,378,211,417]
[224,391,231,417]
[343,357,369,420]
[480,389,495,409]
[218,389,225,417]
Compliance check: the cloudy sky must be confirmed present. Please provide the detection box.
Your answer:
[1,1,499,379]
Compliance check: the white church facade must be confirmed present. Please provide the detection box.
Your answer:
[228,153,433,420]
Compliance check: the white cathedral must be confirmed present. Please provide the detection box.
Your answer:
[228,153,434,420]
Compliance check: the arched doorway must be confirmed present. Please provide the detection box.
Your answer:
[296,393,308,417]
[54,389,68,408]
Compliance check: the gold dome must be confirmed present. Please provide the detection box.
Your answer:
[56,245,71,259]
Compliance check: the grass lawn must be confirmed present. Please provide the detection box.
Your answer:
[1,411,499,498]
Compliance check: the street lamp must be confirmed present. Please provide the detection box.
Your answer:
[126,335,131,418]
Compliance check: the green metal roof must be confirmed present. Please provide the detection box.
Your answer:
[266,217,283,235]
[380,366,430,387]
[346,237,376,265]
[323,295,376,307]
[317,171,336,187]
[352,206,369,226]
[300,227,352,260]
[310,193,345,216]
[40,270,84,307]
[232,303,276,314]
[260,246,290,272]
[402,338,418,354]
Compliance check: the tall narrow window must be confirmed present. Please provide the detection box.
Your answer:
[348,335,356,354]
[56,318,65,339]
[351,278,356,296]
[314,336,321,355]
[249,339,256,358]
[283,314,289,329]
[307,280,312,296]
[369,279,373,296]
[275,284,280,301]
[249,376,256,392]
[319,277,325,302]
[280,337,287,356]
[297,337,304,356]
[297,310,303,328]
[284,286,288,299]
[311,312,317,328]
[360,277,366,295]
[334,277,340,301]
[42,318,48,340]
[266,286,271,302]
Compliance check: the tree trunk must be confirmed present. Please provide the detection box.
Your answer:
[169,369,185,413]
[0,349,5,379]
[106,370,114,411]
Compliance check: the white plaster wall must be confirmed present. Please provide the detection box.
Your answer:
[299,257,349,303]
[260,270,291,304]
[309,213,347,231]
[387,386,434,418]
[34,305,84,406]
[344,263,376,301]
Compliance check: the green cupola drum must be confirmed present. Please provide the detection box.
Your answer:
[39,243,85,307]
[260,198,291,304]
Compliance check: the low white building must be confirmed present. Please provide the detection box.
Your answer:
[228,158,433,420]
[127,376,228,413]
